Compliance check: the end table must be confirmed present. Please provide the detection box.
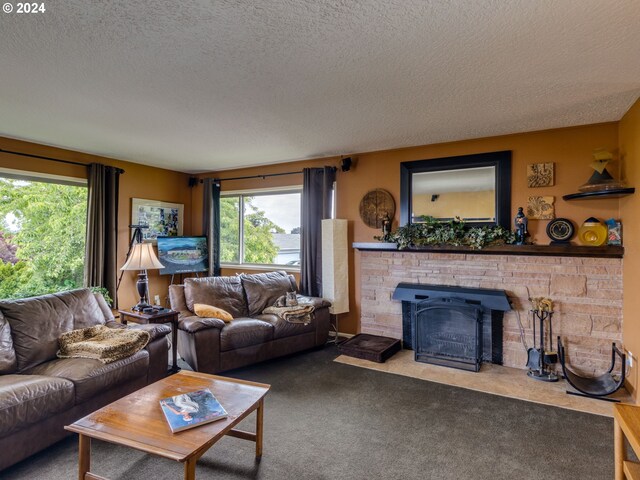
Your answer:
[118,309,180,374]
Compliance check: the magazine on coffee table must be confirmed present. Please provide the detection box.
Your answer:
[160,388,228,433]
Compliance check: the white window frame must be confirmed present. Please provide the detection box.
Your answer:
[0,167,87,186]
[220,186,302,272]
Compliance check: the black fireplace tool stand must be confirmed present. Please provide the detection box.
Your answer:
[526,310,559,382]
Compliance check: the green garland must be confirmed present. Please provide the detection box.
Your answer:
[378,216,516,250]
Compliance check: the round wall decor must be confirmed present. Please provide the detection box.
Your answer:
[359,189,395,229]
[546,218,575,244]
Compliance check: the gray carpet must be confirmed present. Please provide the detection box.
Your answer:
[3,346,612,479]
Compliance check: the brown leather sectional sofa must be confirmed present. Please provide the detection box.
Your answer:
[0,288,171,471]
[169,271,331,374]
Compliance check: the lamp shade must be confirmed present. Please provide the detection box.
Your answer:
[120,243,164,271]
[321,219,349,315]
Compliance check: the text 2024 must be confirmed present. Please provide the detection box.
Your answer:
[16,3,45,13]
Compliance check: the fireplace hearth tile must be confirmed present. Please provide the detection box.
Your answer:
[334,349,631,417]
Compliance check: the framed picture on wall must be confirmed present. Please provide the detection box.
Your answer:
[131,198,184,243]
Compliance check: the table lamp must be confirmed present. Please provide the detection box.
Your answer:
[120,242,164,311]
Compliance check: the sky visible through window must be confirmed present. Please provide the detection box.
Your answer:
[250,193,300,233]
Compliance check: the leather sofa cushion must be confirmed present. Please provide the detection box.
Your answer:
[241,271,298,316]
[184,276,248,318]
[0,311,17,374]
[220,318,274,351]
[255,313,315,339]
[0,374,75,437]
[25,350,149,404]
[0,289,106,372]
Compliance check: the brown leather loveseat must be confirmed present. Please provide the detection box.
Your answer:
[169,271,330,374]
[0,288,171,471]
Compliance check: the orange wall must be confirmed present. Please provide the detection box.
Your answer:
[413,190,495,220]
[0,136,192,309]
[620,98,640,400]
[1,121,628,350]
[197,122,620,335]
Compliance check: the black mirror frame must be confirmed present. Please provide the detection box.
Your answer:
[400,150,512,229]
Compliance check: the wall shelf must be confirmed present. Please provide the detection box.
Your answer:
[562,188,635,201]
[353,242,624,258]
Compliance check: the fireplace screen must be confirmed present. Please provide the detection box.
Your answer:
[413,298,484,371]
[395,283,510,371]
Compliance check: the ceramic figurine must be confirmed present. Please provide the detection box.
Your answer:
[514,207,528,245]
[381,213,391,238]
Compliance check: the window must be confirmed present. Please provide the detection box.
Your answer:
[0,170,88,299]
[220,188,301,267]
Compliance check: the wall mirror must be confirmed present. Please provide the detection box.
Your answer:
[400,151,512,229]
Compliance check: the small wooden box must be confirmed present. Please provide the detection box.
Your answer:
[337,334,401,363]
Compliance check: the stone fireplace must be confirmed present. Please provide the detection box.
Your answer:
[355,245,623,375]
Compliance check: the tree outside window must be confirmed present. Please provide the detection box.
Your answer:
[0,177,88,299]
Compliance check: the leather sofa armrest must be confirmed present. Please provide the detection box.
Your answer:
[169,284,193,318]
[105,320,126,330]
[178,315,226,333]
[105,321,171,342]
[129,323,172,342]
[298,295,332,309]
[93,293,116,322]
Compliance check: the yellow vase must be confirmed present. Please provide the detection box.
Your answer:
[577,217,607,246]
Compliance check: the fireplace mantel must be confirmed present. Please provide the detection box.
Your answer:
[353,242,623,258]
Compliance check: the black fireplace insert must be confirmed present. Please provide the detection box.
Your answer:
[393,283,511,372]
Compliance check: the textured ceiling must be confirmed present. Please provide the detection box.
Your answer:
[1,1,639,173]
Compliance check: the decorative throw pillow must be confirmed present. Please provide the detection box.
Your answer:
[193,304,233,322]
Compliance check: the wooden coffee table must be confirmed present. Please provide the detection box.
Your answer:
[65,371,270,480]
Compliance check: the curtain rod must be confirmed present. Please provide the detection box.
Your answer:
[0,148,125,174]
[205,166,337,183]
[210,170,302,183]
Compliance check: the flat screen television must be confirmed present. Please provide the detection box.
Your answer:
[156,236,209,275]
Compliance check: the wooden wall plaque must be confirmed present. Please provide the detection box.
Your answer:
[359,189,395,228]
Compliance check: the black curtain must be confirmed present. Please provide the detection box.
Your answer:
[83,163,121,305]
[300,167,335,297]
[203,178,221,276]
